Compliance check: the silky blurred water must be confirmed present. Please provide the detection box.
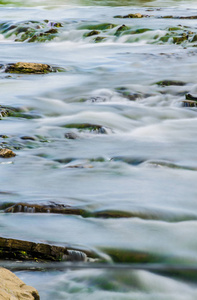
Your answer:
[0,0,197,299]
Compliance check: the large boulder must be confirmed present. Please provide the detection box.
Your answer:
[0,267,40,299]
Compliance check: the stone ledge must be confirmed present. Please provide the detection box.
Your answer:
[0,267,40,300]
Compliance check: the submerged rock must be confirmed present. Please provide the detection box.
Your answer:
[115,25,130,36]
[3,202,161,220]
[79,23,116,31]
[84,30,100,37]
[102,248,164,263]
[155,80,186,86]
[0,148,16,158]
[0,268,40,300]
[0,20,62,43]
[5,62,51,74]
[64,132,79,139]
[64,123,109,133]
[94,36,106,42]
[173,34,188,44]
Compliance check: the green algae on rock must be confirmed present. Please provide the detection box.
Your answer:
[0,237,88,262]
[79,23,116,31]
[185,94,197,101]
[155,80,186,86]
[0,237,99,262]
[94,36,106,42]
[115,24,130,36]
[84,30,100,37]
[5,62,51,74]
[0,20,62,43]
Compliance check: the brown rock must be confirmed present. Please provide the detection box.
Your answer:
[0,148,16,158]
[5,62,51,74]
[0,267,40,300]
[123,13,143,18]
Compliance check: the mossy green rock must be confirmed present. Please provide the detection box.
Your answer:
[0,20,62,42]
[84,30,100,37]
[79,23,116,31]
[94,36,106,42]
[156,80,186,86]
[173,35,188,44]
[5,62,51,74]
[115,24,130,36]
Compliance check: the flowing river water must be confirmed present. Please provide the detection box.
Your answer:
[1,0,197,298]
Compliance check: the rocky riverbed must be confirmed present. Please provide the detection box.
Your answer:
[1,0,197,299]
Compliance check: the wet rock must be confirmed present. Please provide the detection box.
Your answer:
[5,62,51,74]
[185,93,197,101]
[0,109,10,118]
[116,87,153,101]
[161,15,174,19]
[183,94,197,107]
[0,105,37,119]
[0,20,62,43]
[84,30,100,37]
[183,100,197,107]
[0,202,16,210]
[65,163,93,169]
[155,80,186,86]
[0,105,19,119]
[5,202,88,216]
[20,136,37,141]
[179,16,197,19]
[64,123,109,133]
[3,202,159,220]
[124,13,143,18]
[94,36,106,42]
[116,88,142,100]
[115,24,130,36]
[191,34,197,42]
[0,237,98,262]
[114,13,144,18]
[173,34,188,44]
[131,28,152,34]
[0,148,16,158]
[103,248,160,263]
[0,267,40,300]
[0,237,78,262]
[86,96,107,103]
[93,210,138,218]
[64,132,79,139]
[79,23,116,31]
[27,29,58,43]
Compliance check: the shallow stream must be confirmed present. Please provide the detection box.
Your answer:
[1,0,197,299]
